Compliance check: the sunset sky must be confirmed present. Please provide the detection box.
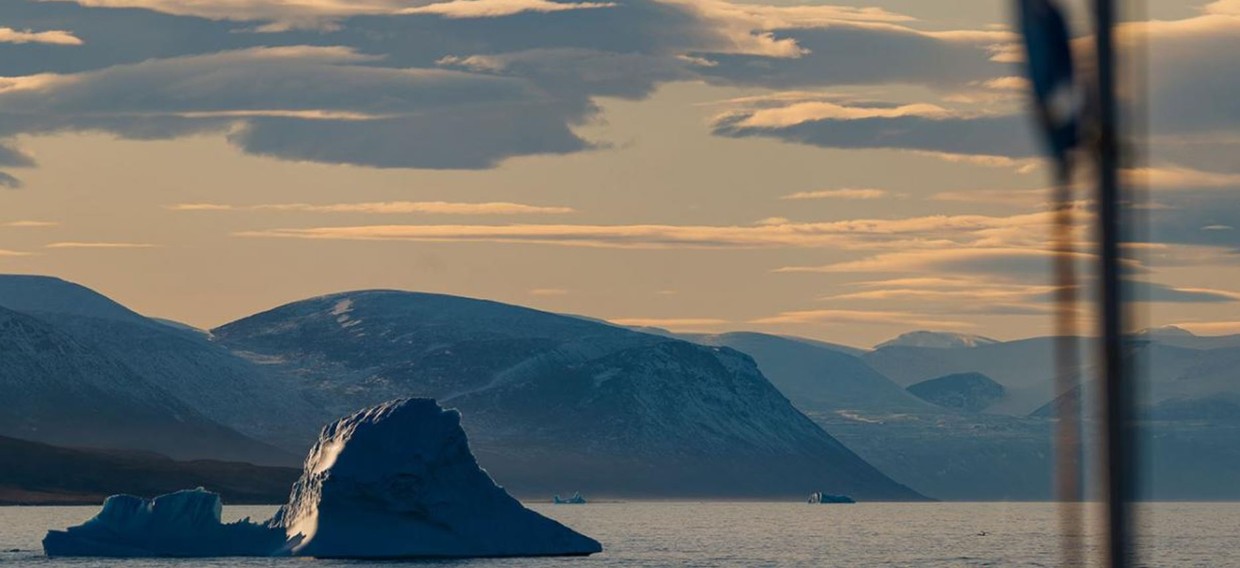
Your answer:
[0,0,1237,346]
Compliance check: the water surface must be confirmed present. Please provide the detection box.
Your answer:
[2,502,1237,567]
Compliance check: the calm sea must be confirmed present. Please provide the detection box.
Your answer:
[2,502,1237,567]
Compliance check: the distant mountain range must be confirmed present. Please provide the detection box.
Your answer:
[0,276,920,501]
[655,328,1237,500]
[3,274,1237,502]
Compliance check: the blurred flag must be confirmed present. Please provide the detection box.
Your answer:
[1017,0,1080,162]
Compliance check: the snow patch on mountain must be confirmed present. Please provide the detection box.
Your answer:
[875,331,998,350]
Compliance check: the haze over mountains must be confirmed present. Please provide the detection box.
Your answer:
[1,274,1238,502]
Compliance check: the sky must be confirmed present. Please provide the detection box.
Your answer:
[0,0,1237,347]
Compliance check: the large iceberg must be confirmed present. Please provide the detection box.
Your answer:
[44,399,601,559]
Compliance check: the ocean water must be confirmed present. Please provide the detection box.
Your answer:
[2,502,1238,567]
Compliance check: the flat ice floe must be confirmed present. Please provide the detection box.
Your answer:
[43,398,602,559]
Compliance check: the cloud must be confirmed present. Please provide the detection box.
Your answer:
[48,0,420,24]
[3,220,59,227]
[1172,321,1240,335]
[401,0,615,19]
[750,308,974,329]
[55,0,613,25]
[0,249,32,256]
[0,172,22,189]
[930,188,1047,207]
[0,0,1019,175]
[712,101,1035,159]
[609,317,728,327]
[0,27,82,45]
[232,211,1072,249]
[0,45,592,169]
[781,188,889,200]
[776,247,1102,276]
[0,144,35,167]
[1129,165,1240,190]
[45,241,160,248]
[1130,282,1240,303]
[167,201,575,215]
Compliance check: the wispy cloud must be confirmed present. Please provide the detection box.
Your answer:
[45,242,160,249]
[3,220,59,228]
[1171,321,1240,335]
[168,201,576,215]
[781,188,890,200]
[233,211,1067,250]
[776,248,1110,278]
[401,0,616,19]
[930,188,1047,207]
[0,249,32,256]
[0,27,83,46]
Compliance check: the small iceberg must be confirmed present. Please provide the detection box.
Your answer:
[808,492,855,504]
[43,488,285,557]
[553,492,587,504]
[44,399,601,559]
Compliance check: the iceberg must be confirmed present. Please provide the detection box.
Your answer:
[808,492,856,504]
[44,398,601,559]
[553,492,587,504]
[42,488,285,557]
[273,398,602,558]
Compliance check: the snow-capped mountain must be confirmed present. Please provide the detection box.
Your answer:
[1136,325,1240,350]
[0,275,322,454]
[0,305,286,464]
[213,290,924,500]
[874,331,999,350]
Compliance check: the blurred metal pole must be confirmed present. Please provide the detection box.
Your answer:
[1092,0,1134,565]
[1051,159,1083,567]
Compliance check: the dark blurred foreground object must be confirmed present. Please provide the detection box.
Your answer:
[1016,0,1135,566]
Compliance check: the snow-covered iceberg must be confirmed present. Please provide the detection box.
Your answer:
[42,488,284,557]
[44,398,601,559]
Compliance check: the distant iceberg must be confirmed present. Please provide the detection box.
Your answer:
[44,399,601,559]
[553,492,587,504]
[808,492,855,504]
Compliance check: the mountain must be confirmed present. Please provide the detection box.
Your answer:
[0,274,321,454]
[0,305,287,464]
[865,337,1065,415]
[683,332,1052,500]
[0,435,298,505]
[212,290,924,500]
[874,331,998,350]
[0,275,149,324]
[683,332,930,419]
[1136,325,1240,350]
[907,373,1006,413]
